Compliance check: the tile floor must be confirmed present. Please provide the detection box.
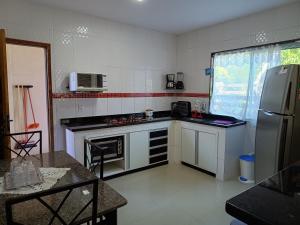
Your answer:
[107,163,252,225]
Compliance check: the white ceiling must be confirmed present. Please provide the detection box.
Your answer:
[28,0,297,34]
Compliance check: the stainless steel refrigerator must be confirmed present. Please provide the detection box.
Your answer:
[255,64,300,183]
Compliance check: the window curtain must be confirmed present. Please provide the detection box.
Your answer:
[210,45,281,151]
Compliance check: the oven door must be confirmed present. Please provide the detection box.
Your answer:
[90,136,124,162]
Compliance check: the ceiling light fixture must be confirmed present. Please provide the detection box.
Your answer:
[132,0,146,5]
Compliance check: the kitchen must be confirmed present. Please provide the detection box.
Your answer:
[0,0,300,225]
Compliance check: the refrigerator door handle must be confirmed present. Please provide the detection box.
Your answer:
[263,111,274,116]
[277,116,293,170]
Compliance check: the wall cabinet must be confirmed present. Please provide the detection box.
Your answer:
[181,128,196,165]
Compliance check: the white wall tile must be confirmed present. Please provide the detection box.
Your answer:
[0,0,178,151]
[106,67,121,92]
[134,70,147,93]
[121,98,135,114]
[76,98,108,117]
[95,99,108,116]
[121,69,134,93]
[145,97,155,110]
[134,98,146,113]
[53,99,76,119]
[154,97,172,111]
[73,35,94,72]
[3,0,300,152]
[107,98,122,115]
[76,98,97,117]
[146,70,164,92]
[176,2,300,94]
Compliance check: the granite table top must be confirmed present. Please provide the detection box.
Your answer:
[226,162,300,225]
[0,151,127,225]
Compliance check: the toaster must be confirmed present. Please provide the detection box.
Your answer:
[171,101,191,118]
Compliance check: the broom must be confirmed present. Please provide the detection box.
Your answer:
[26,88,39,129]
[14,87,39,150]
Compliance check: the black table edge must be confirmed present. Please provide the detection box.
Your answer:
[225,201,272,225]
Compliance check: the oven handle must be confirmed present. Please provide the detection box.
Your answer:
[92,139,119,145]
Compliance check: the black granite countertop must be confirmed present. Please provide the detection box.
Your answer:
[180,117,246,128]
[226,162,300,225]
[61,111,246,132]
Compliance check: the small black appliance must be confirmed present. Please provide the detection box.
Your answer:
[171,101,191,118]
[176,72,184,89]
[166,74,176,89]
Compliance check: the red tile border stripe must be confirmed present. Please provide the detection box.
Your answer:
[52,92,209,99]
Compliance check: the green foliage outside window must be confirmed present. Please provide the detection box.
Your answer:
[281,48,300,65]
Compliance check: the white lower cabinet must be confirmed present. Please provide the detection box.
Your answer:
[129,131,149,170]
[181,128,196,165]
[179,121,245,180]
[197,131,217,174]
[65,119,244,180]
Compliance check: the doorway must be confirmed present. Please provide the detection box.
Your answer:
[7,43,51,153]
[0,33,53,158]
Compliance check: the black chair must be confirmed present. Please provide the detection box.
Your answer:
[5,130,42,158]
[84,139,112,180]
[5,178,99,225]
[84,139,117,225]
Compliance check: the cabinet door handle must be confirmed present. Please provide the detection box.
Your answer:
[195,131,199,165]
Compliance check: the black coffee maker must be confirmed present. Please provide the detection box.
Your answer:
[166,74,176,89]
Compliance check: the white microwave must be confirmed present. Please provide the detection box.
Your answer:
[69,72,107,92]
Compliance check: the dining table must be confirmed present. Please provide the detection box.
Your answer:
[0,150,127,225]
[226,162,300,225]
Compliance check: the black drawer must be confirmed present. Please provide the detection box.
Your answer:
[150,130,168,138]
[150,138,167,147]
[149,146,168,156]
[149,154,168,164]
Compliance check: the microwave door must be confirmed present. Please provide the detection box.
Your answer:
[96,75,103,88]
[69,72,107,91]
[77,73,92,88]
[91,74,98,88]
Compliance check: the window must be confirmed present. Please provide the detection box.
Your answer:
[281,47,300,65]
[210,51,250,118]
[210,40,300,122]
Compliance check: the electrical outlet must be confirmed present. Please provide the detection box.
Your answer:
[77,104,84,113]
[200,102,207,113]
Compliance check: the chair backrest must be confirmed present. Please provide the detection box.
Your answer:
[5,178,98,225]
[84,139,112,180]
[5,130,42,158]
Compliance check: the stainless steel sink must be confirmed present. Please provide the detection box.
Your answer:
[187,118,205,122]
[186,117,236,126]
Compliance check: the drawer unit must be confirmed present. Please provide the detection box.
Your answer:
[149,128,168,164]
[150,146,168,156]
[150,129,168,138]
[149,138,168,147]
[149,154,168,164]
